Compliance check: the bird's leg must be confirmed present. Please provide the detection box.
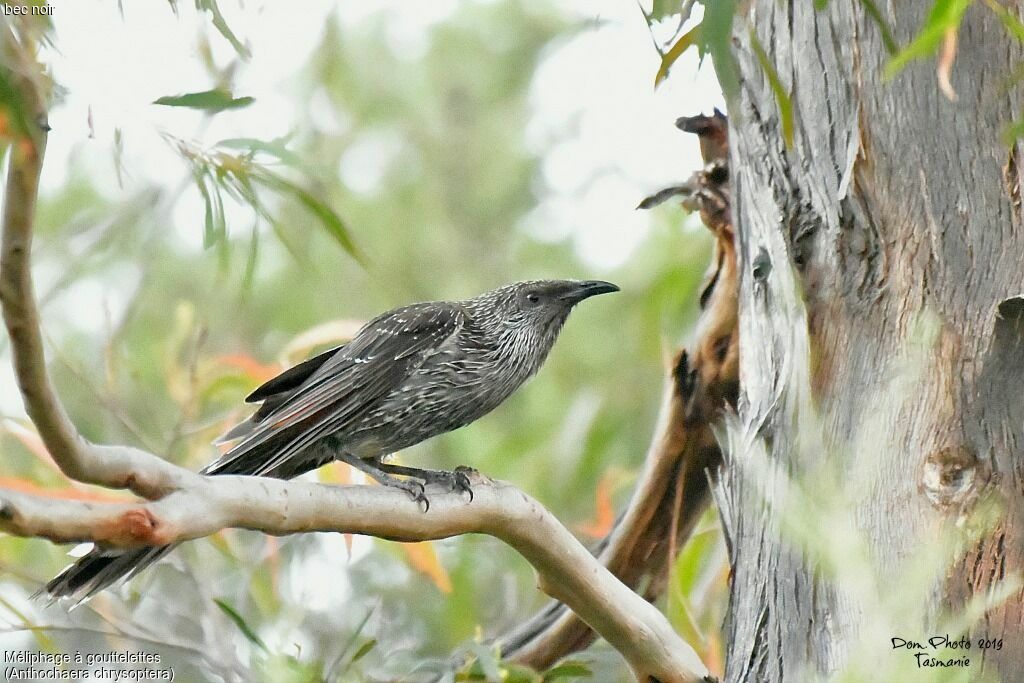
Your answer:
[375,462,475,501]
[335,451,430,510]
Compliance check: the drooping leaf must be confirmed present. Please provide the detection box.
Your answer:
[253,170,362,262]
[325,605,378,681]
[349,638,377,664]
[700,0,739,103]
[400,541,453,593]
[860,0,899,55]
[748,27,794,147]
[655,23,701,87]
[213,598,269,653]
[242,222,259,293]
[577,472,616,537]
[194,0,251,59]
[0,595,57,653]
[985,0,1024,42]
[884,0,972,78]
[218,136,302,166]
[193,169,218,249]
[154,88,255,112]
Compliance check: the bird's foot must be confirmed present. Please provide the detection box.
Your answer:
[392,478,430,511]
[374,462,476,503]
[407,466,474,502]
[335,452,432,511]
[450,466,476,501]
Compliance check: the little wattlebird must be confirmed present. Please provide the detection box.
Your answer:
[43,279,619,604]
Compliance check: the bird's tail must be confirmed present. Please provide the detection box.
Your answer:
[43,432,333,606]
[41,544,174,607]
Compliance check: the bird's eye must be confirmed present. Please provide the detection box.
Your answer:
[526,292,540,305]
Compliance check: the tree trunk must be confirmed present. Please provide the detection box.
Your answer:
[719,3,1024,681]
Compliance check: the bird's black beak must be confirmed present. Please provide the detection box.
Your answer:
[562,280,620,304]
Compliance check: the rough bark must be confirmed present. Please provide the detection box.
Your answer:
[719,2,1024,681]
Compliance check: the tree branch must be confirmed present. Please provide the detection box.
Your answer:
[0,476,710,682]
[0,21,713,683]
[0,22,197,499]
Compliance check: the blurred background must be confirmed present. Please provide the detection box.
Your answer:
[0,1,727,680]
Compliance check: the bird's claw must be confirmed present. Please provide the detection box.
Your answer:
[413,466,475,502]
[398,479,430,512]
[451,466,475,502]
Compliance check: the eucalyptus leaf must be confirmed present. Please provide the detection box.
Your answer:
[214,598,269,653]
[154,88,255,112]
[748,27,794,147]
[884,0,972,78]
[655,23,701,87]
[700,0,739,103]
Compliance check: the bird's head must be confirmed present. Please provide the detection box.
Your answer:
[467,279,619,363]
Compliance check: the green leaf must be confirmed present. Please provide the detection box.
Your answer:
[464,642,502,682]
[700,0,739,103]
[218,137,302,166]
[860,0,899,55]
[195,0,251,59]
[349,638,377,664]
[153,88,255,112]
[884,0,972,78]
[242,222,259,293]
[1002,118,1024,144]
[650,0,681,22]
[193,169,219,249]
[985,0,1024,43]
[543,661,593,681]
[748,27,794,148]
[324,604,377,681]
[655,23,701,87]
[254,171,362,263]
[214,598,268,653]
[666,523,722,650]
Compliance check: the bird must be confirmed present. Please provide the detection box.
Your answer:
[43,279,619,604]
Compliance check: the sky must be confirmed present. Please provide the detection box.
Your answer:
[42,0,725,267]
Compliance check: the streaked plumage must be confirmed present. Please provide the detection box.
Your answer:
[44,279,618,604]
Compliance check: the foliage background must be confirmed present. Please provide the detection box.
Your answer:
[0,1,729,681]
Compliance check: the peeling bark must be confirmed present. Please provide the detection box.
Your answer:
[720,2,1024,681]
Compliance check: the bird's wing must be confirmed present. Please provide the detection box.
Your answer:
[213,344,348,444]
[204,302,464,476]
[245,343,346,404]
